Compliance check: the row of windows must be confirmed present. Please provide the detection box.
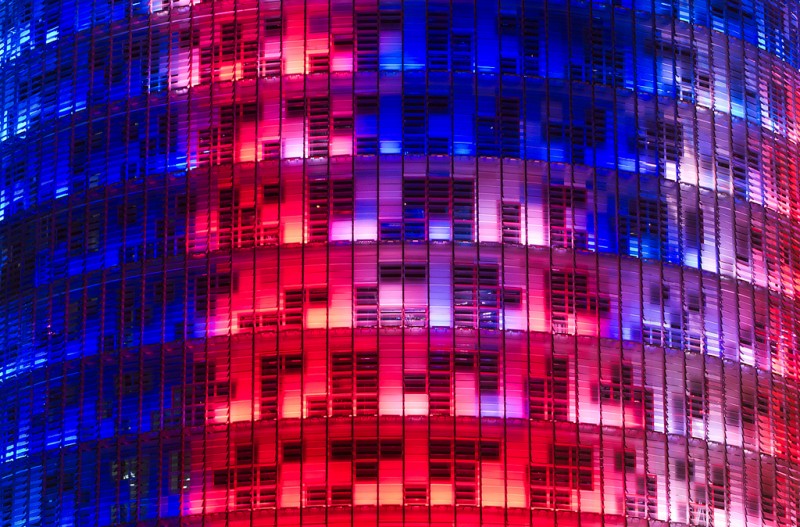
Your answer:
[4,0,797,70]
[3,76,798,225]
[3,163,798,308]
[2,247,795,374]
[2,332,798,463]
[0,419,795,524]
[4,0,799,114]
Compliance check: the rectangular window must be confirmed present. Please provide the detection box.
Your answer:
[550,271,607,331]
[549,185,588,249]
[355,351,378,415]
[355,286,378,328]
[501,202,521,244]
[331,179,354,216]
[283,289,303,326]
[308,179,329,242]
[403,177,426,240]
[379,263,427,282]
[330,350,353,416]
[529,356,569,421]
[355,13,378,70]
[428,350,451,415]
[308,97,330,157]
[260,357,278,419]
[427,8,449,70]
[453,178,475,242]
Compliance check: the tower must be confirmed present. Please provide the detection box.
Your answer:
[1,1,799,526]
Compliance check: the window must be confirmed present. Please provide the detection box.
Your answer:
[330,351,353,416]
[529,356,569,421]
[615,450,637,473]
[453,178,475,242]
[684,208,703,251]
[454,263,500,329]
[480,441,501,461]
[283,289,303,326]
[619,195,667,258]
[549,185,588,249]
[550,271,607,330]
[355,95,378,154]
[403,373,426,394]
[556,445,593,489]
[638,117,684,172]
[522,17,540,76]
[281,354,303,373]
[330,440,352,461]
[454,440,477,504]
[355,286,378,328]
[581,26,623,86]
[427,8,449,70]
[381,439,402,459]
[355,13,378,70]
[308,97,330,157]
[600,362,633,401]
[355,351,378,415]
[404,486,427,504]
[477,116,500,157]
[501,202,521,244]
[354,460,378,480]
[403,177,426,240]
[308,179,329,242]
[282,442,302,462]
[429,350,452,415]
[331,179,354,216]
[263,182,281,204]
[531,445,593,508]
[429,440,452,480]
[307,287,328,304]
[403,94,426,154]
[479,347,499,394]
[625,474,657,518]
[305,487,326,506]
[499,97,521,157]
[260,356,278,419]
[379,263,427,282]
[686,380,705,435]
[330,486,352,505]
[710,467,726,510]
[197,106,235,166]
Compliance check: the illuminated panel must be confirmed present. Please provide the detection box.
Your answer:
[0,0,799,526]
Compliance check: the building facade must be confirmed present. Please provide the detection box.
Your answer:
[1,0,799,525]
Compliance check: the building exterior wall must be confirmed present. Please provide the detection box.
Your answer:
[1,0,799,525]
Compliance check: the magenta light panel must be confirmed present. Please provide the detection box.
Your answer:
[1,0,800,526]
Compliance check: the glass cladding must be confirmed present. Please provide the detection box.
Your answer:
[0,0,799,525]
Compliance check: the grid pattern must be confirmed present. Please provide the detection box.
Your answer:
[1,0,799,526]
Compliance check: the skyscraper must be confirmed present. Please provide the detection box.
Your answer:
[1,0,799,525]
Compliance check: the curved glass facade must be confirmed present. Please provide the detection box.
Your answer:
[1,0,800,526]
